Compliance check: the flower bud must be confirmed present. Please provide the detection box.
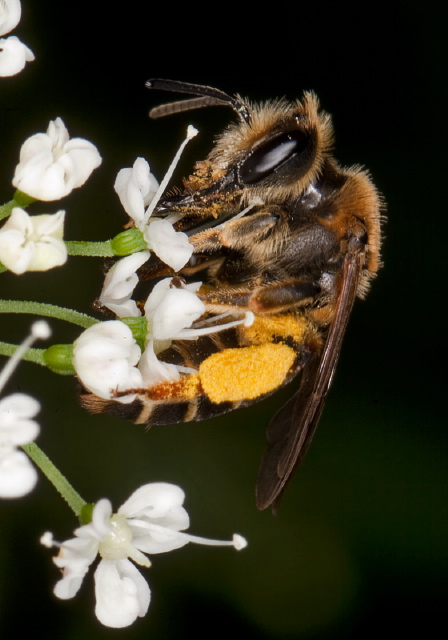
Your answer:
[43,344,75,375]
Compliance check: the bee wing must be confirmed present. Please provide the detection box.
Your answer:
[256,243,366,512]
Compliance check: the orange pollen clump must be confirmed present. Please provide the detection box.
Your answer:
[242,314,309,346]
[199,343,296,403]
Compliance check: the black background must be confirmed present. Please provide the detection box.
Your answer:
[1,1,446,638]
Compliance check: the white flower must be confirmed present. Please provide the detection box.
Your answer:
[99,250,150,318]
[12,117,102,201]
[144,218,193,272]
[0,35,34,76]
[0,207,67,274]
[0,321,50,499]
[0,0,21,36]
[43,483,247,628]
[114,158,159,229]
[144,278,205,341]
[144,277,254,343]
[115,129,198,273]
[72,321,143,403]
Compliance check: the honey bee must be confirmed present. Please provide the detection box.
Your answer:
[84,80,384,512]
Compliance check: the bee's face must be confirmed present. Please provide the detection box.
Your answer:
[82,80,384,511]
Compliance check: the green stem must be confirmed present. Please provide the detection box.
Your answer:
[65,240,115,257]
[0,300,98,328]
[0,343,46,365]
[22,442,87,517]
[0,192,36,221]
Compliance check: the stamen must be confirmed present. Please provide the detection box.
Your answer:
[40,531,58,548]
[127,519,247,550]
[0,321,51,393]
[169,311,254,340]
[192,311,236,328]
[31,320,52,340]
[142,125,199,226]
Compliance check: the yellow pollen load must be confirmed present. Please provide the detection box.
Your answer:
[199,343,296,403]
[242,314,309,346]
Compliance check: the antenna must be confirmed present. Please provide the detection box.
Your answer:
[146,79,250,123]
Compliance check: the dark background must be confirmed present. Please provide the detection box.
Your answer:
[1,1,446,638]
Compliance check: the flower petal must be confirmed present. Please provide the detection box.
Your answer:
[119,482,190,553]
[53,536,99,599]
[0,0,21,36]
[114,158,158,227]
[99,251,150,318]
[151,287,205,340]
[138,341,180,386]
[119,482,186,520]
[76,498,113,541]
[94,558,150,628]
[0,392,40,445]
[144,219,193,271]
[0,449,37,498]
[0,35,34,76]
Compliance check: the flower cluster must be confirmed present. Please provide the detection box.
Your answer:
[0,117,102,274]
[74,276,254,403]
[42,483,247,628]
[0,0,34,76]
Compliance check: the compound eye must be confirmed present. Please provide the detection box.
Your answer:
[239,129,315,185]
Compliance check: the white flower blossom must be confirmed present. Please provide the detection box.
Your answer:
[144,278,205,341]
[115,129,198,273]
[0,207,67,274]
[72,321,143,403]
[99,250,150,317]
[12,117,102,201]
[0,35,34,76]
[114,158,159,229]
[144,277,254,343]
[0,321,50,499]
[43,483,247,628]
[0,0,21,36]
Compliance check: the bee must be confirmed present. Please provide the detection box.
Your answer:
[84,80,384,512]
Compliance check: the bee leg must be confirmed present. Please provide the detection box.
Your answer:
[218,209,284,249]
[249,280,321,313]
[191,209,284,253]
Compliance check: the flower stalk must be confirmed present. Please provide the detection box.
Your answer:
[0,192,35,221]
[22,442,87,517]
[65,240,115,257]
[0,300,98,328]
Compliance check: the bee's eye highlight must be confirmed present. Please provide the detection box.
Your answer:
[238,130,314,185]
